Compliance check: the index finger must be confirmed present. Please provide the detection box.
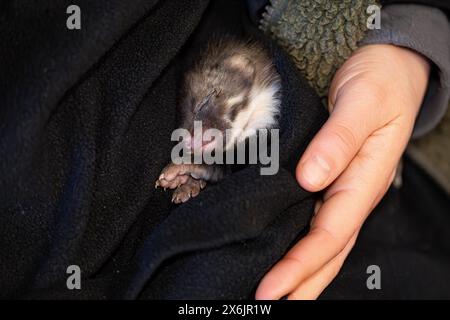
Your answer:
[255,185,369,300]
[256,128,403,300]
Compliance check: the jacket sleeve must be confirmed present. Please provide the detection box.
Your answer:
[361,3,450,137]
[381,0,450,12]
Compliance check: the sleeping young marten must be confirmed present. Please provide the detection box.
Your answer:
[155,37,281,203]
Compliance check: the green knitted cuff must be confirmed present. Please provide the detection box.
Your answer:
[261,0,380,99]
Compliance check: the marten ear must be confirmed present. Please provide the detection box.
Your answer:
[223,54,255,79]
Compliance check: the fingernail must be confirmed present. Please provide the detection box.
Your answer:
[301,155,330,188]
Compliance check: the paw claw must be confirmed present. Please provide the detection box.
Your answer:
[170,177,205,204]
[157,163,208,203]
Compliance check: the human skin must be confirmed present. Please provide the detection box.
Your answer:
[255,44,431,300]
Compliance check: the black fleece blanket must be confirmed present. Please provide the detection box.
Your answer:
[1,0,450,300]
[0,0,326,299]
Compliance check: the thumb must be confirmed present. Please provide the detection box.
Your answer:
[296,86,381,192]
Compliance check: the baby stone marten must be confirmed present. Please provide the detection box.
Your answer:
[155,37,281,203]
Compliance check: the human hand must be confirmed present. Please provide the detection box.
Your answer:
[255,44,430,300]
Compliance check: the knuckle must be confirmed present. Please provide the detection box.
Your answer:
[329,264,341,280]
[377,176,394,203]
[311,225,349,249]
[284,255,306,269]
[329,123,360,156]
[346,77,387,108]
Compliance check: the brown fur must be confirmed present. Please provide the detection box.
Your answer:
[178,37,280,135]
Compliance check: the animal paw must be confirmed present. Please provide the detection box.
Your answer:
[171,176,206,204]
[155,163,189,190]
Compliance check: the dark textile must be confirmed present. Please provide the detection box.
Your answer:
[0,0,326,299]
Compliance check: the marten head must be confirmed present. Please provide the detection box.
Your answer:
[177,39,280,154]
